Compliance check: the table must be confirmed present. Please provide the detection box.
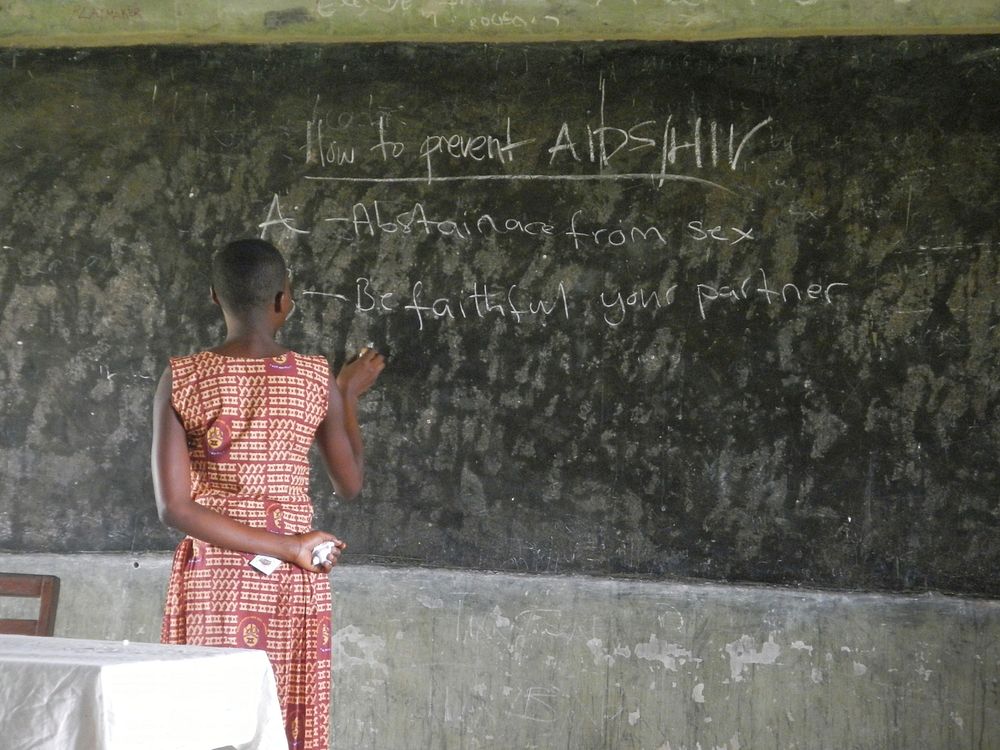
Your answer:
[0,634,288,750]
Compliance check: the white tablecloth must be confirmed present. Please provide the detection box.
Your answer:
[0,634,288,750]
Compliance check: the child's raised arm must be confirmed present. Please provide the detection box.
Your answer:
[314,347,385,500]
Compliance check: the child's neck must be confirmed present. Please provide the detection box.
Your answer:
[214,317,287,358]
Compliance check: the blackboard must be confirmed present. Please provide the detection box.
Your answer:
[1,39,998,596]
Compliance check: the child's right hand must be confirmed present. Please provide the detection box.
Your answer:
[291,530,346,573]
[336,346,385,400]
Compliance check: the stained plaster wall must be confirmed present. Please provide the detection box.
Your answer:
[1,553,997,749]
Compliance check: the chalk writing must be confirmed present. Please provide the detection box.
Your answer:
[419,118,533,180]
[547,78,773,180]
[356,277,395,312]
[696,269,848,320]
[468,12,560,30]
[323,200,556,241]
[313,0,566,31]
[687,221,755,245]
[75,6,142,21]
[506,685,561,723]
[301,80,773,188]
[306,120,357,167]
[304,272,847,330]
[259,194,309,237]
[566,209,669,250]
[316,0,413,16]
[306,170,732,191]
[295,196,751,254]
[312,277,572,330]
[404,281,570,331]
[600,286,677,326]
[371,115,405,160]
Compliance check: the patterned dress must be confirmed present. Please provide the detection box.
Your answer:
[161,350,332,750]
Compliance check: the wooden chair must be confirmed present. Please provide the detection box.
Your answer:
[0,573,60,636]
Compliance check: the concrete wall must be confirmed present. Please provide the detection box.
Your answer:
[2,0,1000,46]
[1,553,997,749]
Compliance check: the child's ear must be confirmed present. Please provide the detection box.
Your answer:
[275,276,294,316]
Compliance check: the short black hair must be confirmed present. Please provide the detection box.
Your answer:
[211,239,288,313]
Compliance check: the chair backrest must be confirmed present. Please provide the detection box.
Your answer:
[0,573,61,636]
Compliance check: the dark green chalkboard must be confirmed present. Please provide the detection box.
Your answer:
[1,39,998,595]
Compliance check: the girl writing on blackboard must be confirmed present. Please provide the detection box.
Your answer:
[151,238,384,750]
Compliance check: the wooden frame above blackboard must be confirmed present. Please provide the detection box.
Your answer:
[2,0,1000,48]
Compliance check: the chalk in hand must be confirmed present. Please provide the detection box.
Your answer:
[311,541,337,567]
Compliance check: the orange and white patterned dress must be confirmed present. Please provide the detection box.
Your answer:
[162,350,332,750]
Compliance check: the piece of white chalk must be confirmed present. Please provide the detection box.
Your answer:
[311,541,337,567]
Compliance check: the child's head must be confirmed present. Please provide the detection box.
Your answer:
[211,239,289,315]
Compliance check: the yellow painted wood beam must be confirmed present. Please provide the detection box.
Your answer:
[1,0,999,47]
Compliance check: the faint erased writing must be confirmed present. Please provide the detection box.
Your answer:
[75,5,142,21]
